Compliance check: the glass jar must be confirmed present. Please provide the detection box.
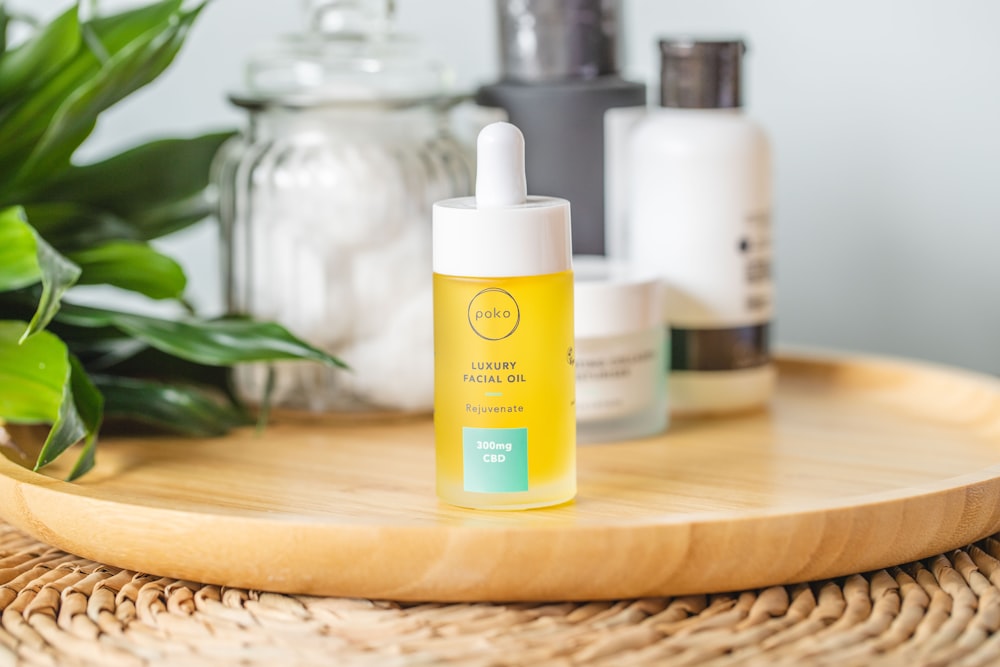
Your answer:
[215,0,473,412]
[573,257,669,442]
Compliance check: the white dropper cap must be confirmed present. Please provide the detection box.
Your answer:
[475,122,527,208]
[432,122,572,278]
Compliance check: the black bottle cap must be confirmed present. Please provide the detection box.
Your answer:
[497,0,621,82]
[659,38,745,109]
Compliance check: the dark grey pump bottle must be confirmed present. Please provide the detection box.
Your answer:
[476,0,646,256]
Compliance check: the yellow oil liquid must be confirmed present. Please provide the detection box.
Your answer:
[433,271,576,509]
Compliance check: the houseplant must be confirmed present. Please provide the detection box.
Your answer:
[0,0,343,480]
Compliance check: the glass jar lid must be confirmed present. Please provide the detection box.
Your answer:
[233,0,455,108]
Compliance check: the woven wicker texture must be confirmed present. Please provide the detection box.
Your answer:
[4,524,1000,666]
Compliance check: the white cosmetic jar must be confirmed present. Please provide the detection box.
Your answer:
[574,256,669,443]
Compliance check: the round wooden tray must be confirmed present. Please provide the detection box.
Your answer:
[2,352,1000,602]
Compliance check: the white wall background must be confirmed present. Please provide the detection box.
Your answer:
[17,0,1000,375]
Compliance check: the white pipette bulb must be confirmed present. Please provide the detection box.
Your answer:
[475,122,527,208]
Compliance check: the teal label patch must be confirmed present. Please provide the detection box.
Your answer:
[462,427,528,493]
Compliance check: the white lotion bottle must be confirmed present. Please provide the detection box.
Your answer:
[616,39,774,414]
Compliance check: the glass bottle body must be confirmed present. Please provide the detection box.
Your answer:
[433,271,576,510]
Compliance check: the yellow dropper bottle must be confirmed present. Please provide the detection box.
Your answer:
[432,122,576,510]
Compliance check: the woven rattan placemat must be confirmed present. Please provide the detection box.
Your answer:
[2,522,1000,666]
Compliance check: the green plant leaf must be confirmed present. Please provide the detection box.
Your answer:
[12,4,205,188]
[31,132,234,239]
[0,321,102,478]
[0,40,97,185]
[0,289,141,368]
[74,336,149,372]
[87,345,235,397]
[0,0,182,145]
[0,0,190,192]
[86,0,183,53]
[21,202,139,251]
[0,7,8,53]
[55,304,347,369]
[0,206,41,291]
[0,320,67,423]
[0,6,80,104]
[95,375,251,437]
[65,354,104,480]
[34,351,103,476]
[25,223,81,342]
[67,240,186,300]
[0,207,82,340]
